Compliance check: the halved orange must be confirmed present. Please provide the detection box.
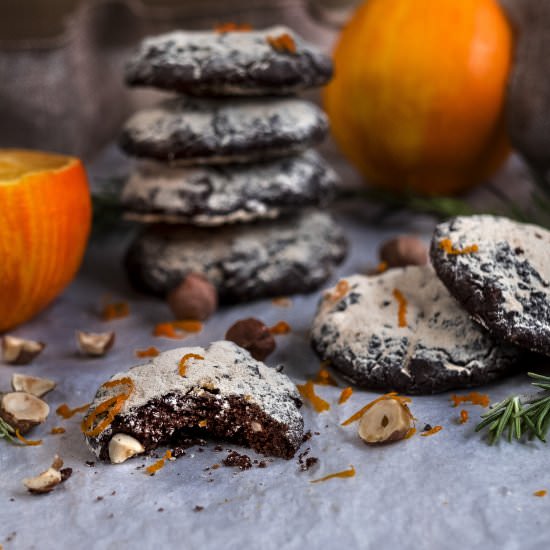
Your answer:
[0,149,92,332]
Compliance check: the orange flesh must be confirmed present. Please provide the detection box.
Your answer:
[56,402,91,419]
[15,429,42,446]
[296,380,330,413]
[178,353,204,376]
[311,465,356,483]
[459,410,469,424]
[341,393,411,426]
[338,387,354,404]
[421,425,443,437]
[135,346,160,358]
[50,427,66,435]
[0,150,91,332]
[392,288,408,327]
[146,450,173,475]
[439,238,479,255]
[451,392,490,408]
[101,301,130,321]
[269,321,291,335]
[534,490,547,497]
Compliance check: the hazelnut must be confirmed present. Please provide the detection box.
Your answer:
[358,398,413,445]
[225,318,276,361]
[108,434,145,464]
[2,335,45,365]
[11,373,56,397]
[379,235,428,268]
[167,273,218,322]
[0,391,50,434]
[77,331,115,357]
[23,455,71,494]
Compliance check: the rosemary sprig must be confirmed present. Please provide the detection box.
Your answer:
[476,373,550,444]
[0,416,17,444]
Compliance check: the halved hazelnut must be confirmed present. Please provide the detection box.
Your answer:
[23,455,71,494]
[11,373,56,397]
[358,398,413,445]
[0,391,50,434]
[2,335,45,365]
[108,433,145,464]
[77,331,115,357]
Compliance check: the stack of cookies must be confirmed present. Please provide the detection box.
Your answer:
[118,26,347,303]
[312,215,550,394]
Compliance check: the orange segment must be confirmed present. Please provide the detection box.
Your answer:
[0,149,91,332]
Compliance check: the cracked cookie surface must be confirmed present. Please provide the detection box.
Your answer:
[431,215,550,356]
[124,26,333,96]
[311,266,520,394]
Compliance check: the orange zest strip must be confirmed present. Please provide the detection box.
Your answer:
[310,465,355,484]
[51,427,66,435]
[15,429,42,446]
[421,425,443,437]
[266,33,296,54]
[313,365,338,387]
[459,410,469,424]
[101,301,130,321]
[325,279,349,303]
[534,490,547,497]
[214,22,252,33]
[338,387,353,404]
[56,402,91,419]
[153,321,203,339]
[269,321,291,335]
[451,392,490,408]
[405,427,416,439]
[198,420,207,428]
[439,238,479,256]
[178,353,204,377]
[376,261,388,274]
[392,288,408,327]
[146,450,173,476]
[272,296,292,308]
[102,377,134,395]
[135,346,160,358]
[342,393,411,426]
[296,380,330,413]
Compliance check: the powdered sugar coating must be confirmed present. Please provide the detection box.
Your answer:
[84,341,303,460]
[125,26,333,96]
[311,266,520,394]
[119,96,328,164]
[431,215,550,355]
[121,150,338,226]
[125,210,348,302]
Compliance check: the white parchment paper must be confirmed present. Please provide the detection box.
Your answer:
[0,149,547,550]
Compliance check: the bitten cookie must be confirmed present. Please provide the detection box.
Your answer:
[431,215,550,356]
[310,266,520,394]
[124,26,333,96]
[125,210,348,302]
[119,96,328,164]
[121,150,338,226]
[83,341,304,462]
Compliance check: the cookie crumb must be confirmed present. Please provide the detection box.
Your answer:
[223,451,252,470]
[194,505,204,512]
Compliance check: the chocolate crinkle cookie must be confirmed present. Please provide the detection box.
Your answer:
[124,26,333,96]
[121,150,339,226]
[119,96,328,165]
[84,341,304,462]
[124,209,348,302]
[431,215,550,356]
[310,266,521,394]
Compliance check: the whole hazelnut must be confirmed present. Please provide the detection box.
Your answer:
[225,318,276,361]
[379,235,428,268]
[167,273,218,321]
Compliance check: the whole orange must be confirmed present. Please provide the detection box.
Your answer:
[324,0,513,196]
[0,150,92,332]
